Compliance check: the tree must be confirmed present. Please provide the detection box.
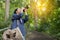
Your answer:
[5,0,10,21]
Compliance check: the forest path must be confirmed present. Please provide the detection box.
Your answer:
[26,31,56,40]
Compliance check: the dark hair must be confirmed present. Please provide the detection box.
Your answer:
[14,8,18,14]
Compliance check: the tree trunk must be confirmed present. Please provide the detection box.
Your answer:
[5,0,10,21]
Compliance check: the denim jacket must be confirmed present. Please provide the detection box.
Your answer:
[11,13,28,36]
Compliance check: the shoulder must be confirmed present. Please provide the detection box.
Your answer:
[13,14,18,17]
[13,14,17,16]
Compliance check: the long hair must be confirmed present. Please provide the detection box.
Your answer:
[14,8,18,14]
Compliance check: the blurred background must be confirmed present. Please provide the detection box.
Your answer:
[0,0,60,40]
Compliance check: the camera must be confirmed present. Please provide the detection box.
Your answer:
[23,5,30,12]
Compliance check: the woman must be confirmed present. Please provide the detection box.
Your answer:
[11,8,29,40]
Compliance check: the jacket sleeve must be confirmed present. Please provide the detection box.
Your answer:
[12,14,19,21]
[12,13,23,21]
[19,13,23,18]
[23,15,29,23]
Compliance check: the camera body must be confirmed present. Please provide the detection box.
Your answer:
[23,5,29,12]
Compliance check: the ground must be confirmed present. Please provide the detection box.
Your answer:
[26,31,56,40]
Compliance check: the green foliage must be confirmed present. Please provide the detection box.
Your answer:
[0,0,60,40]
[36,8,60,40]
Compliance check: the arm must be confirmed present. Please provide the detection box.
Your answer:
[23,14,29,23]
[12,13,24,21]
[19,13,23,18]
[12,14,19,21]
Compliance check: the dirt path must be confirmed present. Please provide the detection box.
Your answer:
[26,31,56,40]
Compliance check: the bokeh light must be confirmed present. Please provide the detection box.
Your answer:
[30,0,55,14]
